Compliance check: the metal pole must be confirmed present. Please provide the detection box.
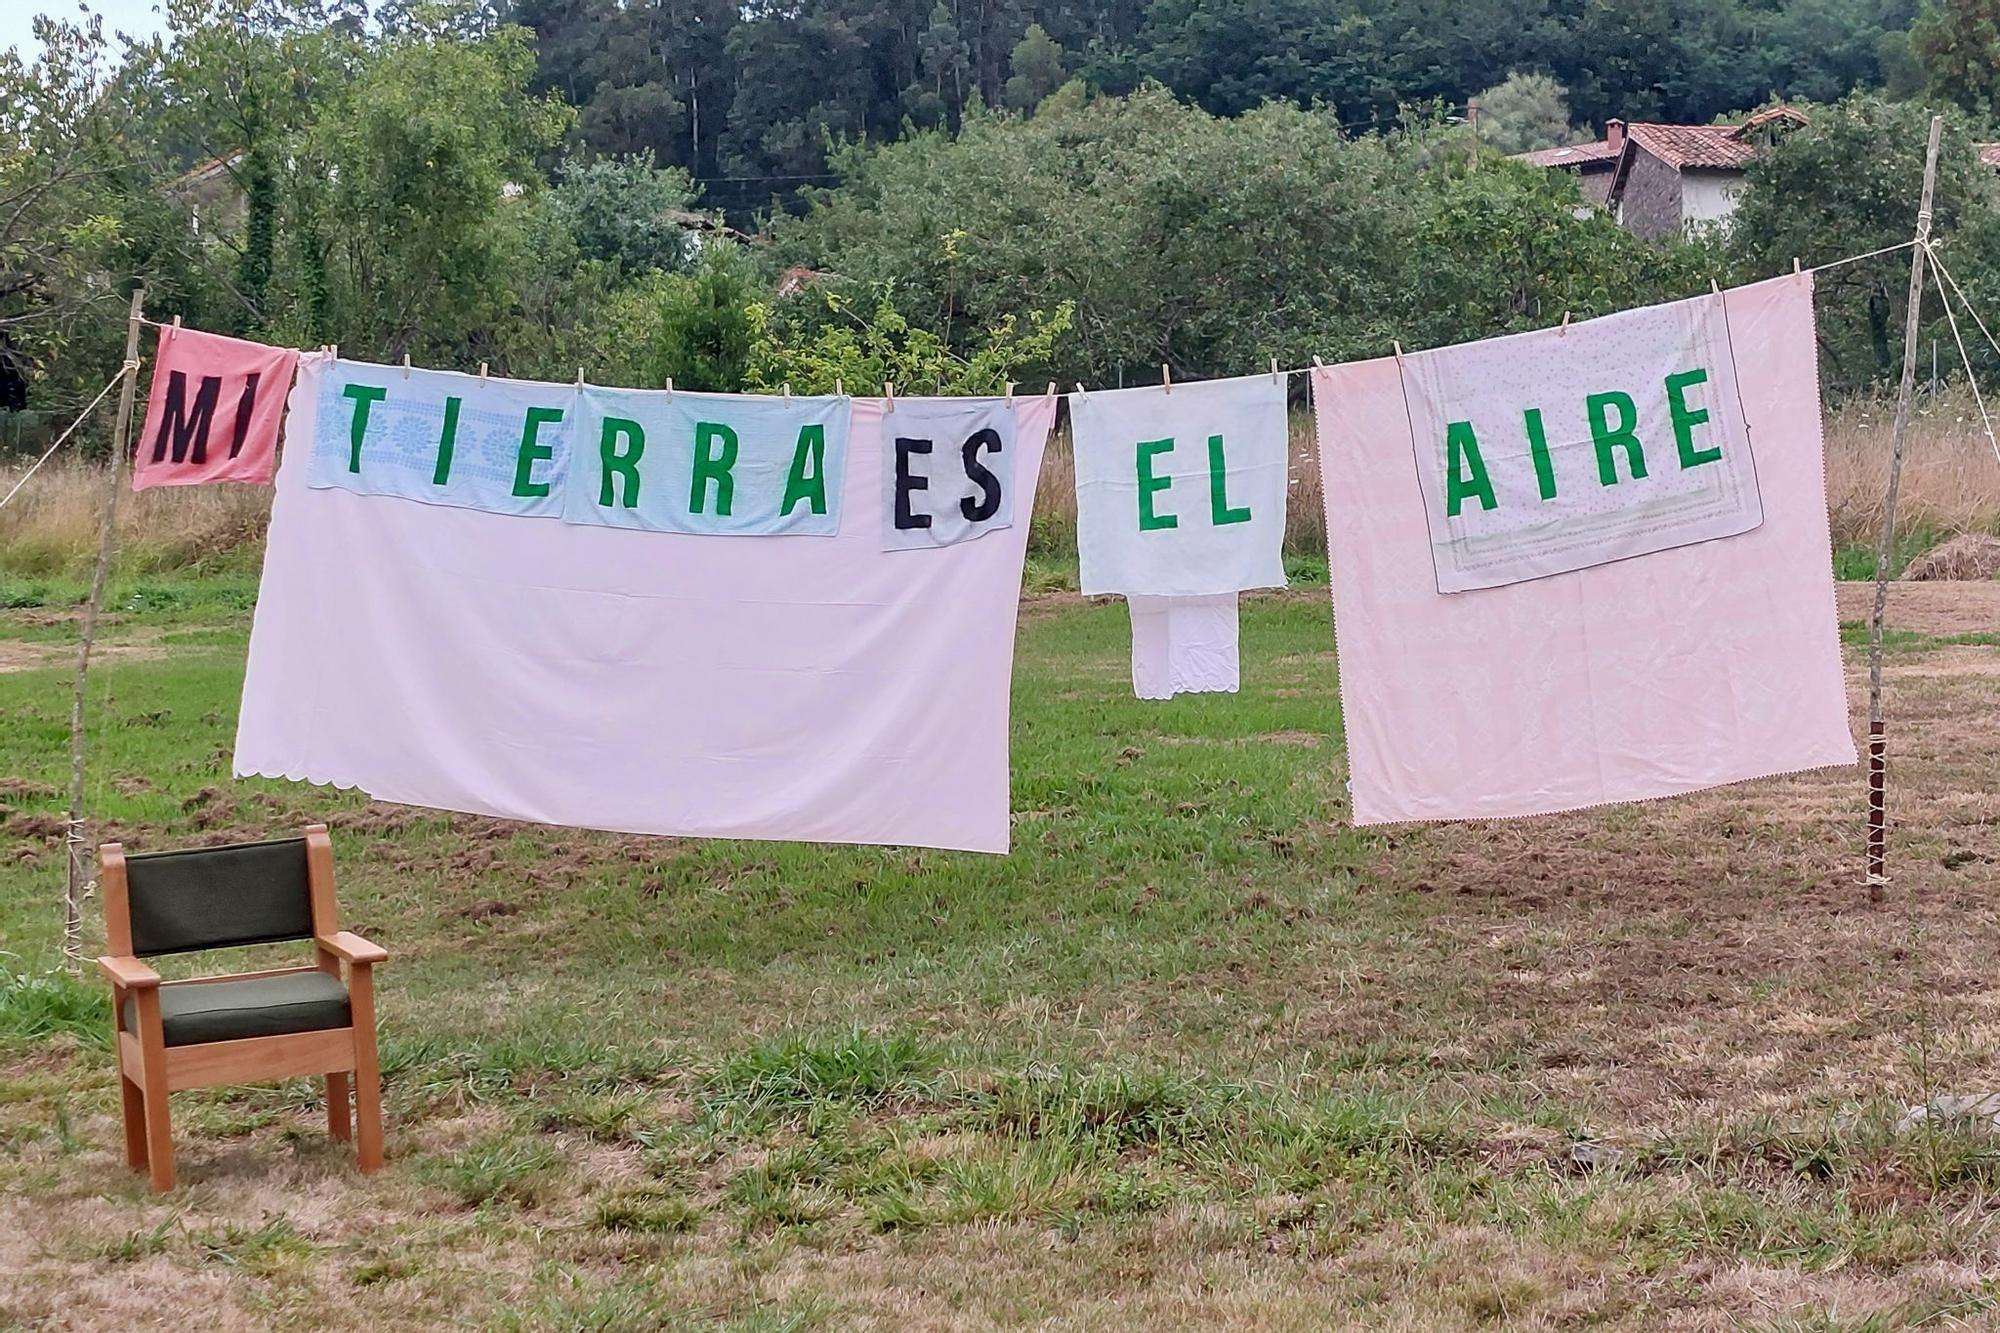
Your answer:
[1866,115,1943,905]
[63,284,144,970]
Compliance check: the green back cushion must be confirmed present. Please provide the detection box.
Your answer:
[125,837,314,956]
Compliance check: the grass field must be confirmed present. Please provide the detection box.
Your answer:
[2,556,2000,1329]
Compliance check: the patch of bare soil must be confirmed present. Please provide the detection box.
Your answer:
[1836,577,2000,635]
[1297,581,2000,1136]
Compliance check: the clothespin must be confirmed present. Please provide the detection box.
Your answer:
[1045,382,1056,398]
[171,315,182,329]
[402,353,412,379]
[575,366,585,388]
[1711,278,1722,295]
[1559,312,1572,336]
[1391,341,1405,365]
[884,382,895,412]
[1161,363,1172,394]
[835,377,844,397]
[1793,257,1802,274]
[783,382,792,401]
[1005,380,1016,402]
[1270,357,1280,383]
[478,361,489,382]
[664,377,673,397]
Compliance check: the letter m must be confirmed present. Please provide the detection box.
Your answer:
[149,371,223,465]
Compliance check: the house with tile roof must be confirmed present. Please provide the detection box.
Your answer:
[1511,107,1811,239]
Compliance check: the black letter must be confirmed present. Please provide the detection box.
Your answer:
[894,437,932,530]
[149,372,223,465]
[959,427,1003,522]
[228,372,261,458]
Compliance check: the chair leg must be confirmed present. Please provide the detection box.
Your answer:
[119,1073,148,1170]
[326,1072,352,1142]
[133,990,175,1193]
[140,1073,174,1193]
[350,967,383,1174]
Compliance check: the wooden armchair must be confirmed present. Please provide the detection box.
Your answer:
[98,823,385,1192]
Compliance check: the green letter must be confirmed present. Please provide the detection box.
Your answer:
[342,384,387,473]
[1207,434,1251,525]
[1665,368,1721,468]
[691,421,738,516]
[1586,391,1647,485]
[432,395,461,487]
[782,424,827,516]
[1136,438,1177,531]
[1523,408,1557,501]
[513,405,563,498]
[1443,421,1497,516]
[598,416,644,508]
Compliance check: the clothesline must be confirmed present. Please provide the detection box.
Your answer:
[1923,242,2000,469]
[0,361,135,512]
[123,247,1947,402]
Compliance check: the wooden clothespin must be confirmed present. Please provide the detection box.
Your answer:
[664,377,673,396]
[835,377,844,397]
[1559,312,1572,336]
[1005,380,1016,402]
[1711,278,1722,295]
[575,366,585,388]
[1793,257,1802,274]
[1391,341,1405,364]
[1270,357,1280,383]
[884,382,895,412]
[782,382,792,401]
[402,353,412,379]
[1312,355,1324,370]
[329,344,338,362]
[1045,382,1056,398]
[171,315,182,329]
[478,361,489,382]
[1161,363,1172,394]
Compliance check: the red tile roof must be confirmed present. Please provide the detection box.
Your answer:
[1623,123,1757,170]
[1512,140,1621,169]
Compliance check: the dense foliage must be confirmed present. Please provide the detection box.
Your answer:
[517,0,1965,200]
[1,0,1997,448]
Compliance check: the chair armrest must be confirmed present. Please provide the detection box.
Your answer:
[97,955,161,990]
[316,931,387,965]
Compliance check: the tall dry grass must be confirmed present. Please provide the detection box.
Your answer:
[0,460,272,578]
[1821,390,2000,552]
[3,394,1996,579]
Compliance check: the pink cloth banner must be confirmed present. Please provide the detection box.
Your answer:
[1314,274,1856,825]
[236,357,1053,853]
[132,325,298,490]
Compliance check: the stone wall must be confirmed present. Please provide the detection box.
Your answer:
[1616,151,1684,241]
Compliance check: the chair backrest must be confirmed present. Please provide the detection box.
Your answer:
[116,836,317,957]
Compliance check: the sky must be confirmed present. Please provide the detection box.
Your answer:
[2,0,170,56]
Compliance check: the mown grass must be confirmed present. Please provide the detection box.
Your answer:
[3,568,2000,1327]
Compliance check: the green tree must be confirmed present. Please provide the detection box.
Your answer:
[1729,93,2000,389]
[548,156,700,275]
[0,15,139,419]
[1474,71,1576,155]
[649,242,762,390]
[1912,0,2000,118]
[275,13,573,362]
[152,0,356,330]
[1004,23,1066,112]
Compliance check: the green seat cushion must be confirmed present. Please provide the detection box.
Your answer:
[124,971,352,1048]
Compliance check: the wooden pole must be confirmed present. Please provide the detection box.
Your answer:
[1865,115,1943,905]
[63,285,144,970]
